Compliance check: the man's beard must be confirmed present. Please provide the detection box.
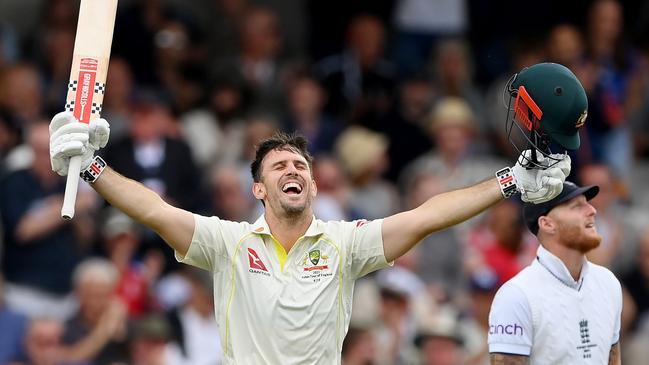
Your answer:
[557,221,602,253]
[279,193,311,217]
[281,201,307,216]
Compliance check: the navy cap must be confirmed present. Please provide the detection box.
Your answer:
[523,182,599,235]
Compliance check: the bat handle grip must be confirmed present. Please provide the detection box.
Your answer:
[61,155,82,220]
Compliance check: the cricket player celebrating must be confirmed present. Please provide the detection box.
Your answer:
[488,181,622,365]
[49,63,579,364]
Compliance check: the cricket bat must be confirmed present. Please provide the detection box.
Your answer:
[61,0,118,219]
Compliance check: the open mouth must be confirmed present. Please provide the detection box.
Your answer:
[282,182,303,195]
[585,222,595,229]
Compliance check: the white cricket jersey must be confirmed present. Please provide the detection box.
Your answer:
[176,214,391,364]
[488,245,622,364]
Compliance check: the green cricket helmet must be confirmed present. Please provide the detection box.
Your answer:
[504,62,588,167]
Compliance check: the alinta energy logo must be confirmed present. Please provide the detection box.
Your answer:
[247,248,270,277]
[576,319,597,359]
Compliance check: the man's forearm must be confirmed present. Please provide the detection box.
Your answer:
[382,177,503,261]
[490,353,530,365]
[91,167,194,256]
[609,343,621,365]
[92,167,167,228]
[416,177,503,230]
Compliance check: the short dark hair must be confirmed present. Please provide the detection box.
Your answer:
[250,131,313,182]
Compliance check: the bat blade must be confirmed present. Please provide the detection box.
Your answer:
[61,0,118,220]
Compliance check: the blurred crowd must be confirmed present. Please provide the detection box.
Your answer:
[2,0,649,364]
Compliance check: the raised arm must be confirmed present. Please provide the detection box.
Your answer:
[93,167,194,256]
[383,178,501,261]
[49,112,194,256]
[382,151,571,262]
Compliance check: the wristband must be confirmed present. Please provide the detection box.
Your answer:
[495,167,518,198]
[80,156,107,183]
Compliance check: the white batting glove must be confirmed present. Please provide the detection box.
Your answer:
[511,150,571,204]
[49,112,110,176]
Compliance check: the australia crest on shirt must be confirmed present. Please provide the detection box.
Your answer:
[299,246,334,283]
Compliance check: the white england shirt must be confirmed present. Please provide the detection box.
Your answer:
[488,245,622,364]
[176,214,391,364]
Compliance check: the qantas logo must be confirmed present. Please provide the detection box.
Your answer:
[247,248,268,272]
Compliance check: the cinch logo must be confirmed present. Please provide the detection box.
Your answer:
[247,248,268,272]
[489,323,524,336]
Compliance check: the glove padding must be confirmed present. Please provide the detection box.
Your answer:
[49,112,110,176]
[512,150,571,204]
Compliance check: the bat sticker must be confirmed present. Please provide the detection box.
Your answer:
[71,57,99,124]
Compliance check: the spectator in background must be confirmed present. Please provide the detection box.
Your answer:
[0,63,44,124]
[372,267,426,365]
[465,199,536,288]
[62,258,130,365]
[180,78,249,170]
[580,0,642,192]
[391,0,468,77]
[33,0,80,113]
[240,114,279,165]
[546,24,586,72]
[462,277,499,365]
[104,92,201,210]
[315,14,397,125]
[0,274,28,364]
[628,71,649,160]
[210,6,294,114]
[101,209,163,317]
[341,326,377,365]
[334,126,399,220]
[0,21,20,68]
[414,313,465,365]
[110,0,169,87]
[20,318,69,365]
[579,163,636,272]
[129,314,174,365]
[621,229,649,365]
[0,109,22,174]
[164,268,222,365]
[202,0,250,63]
[206,162,256,222]
[101,58,136,142]
[622,229,649,331]
[376,76,434,182]
[311,155,351,221]
[153,18,207,114]
[38,25,74,116]
[430,39,485,138]
[37,0,77,32]
[0,122,95,320]
[281,73,343,156]
[208,114,281,218]
[401,97,505,220]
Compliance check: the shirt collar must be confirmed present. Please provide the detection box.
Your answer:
[536,244,589,290]
[250,215,324,238]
